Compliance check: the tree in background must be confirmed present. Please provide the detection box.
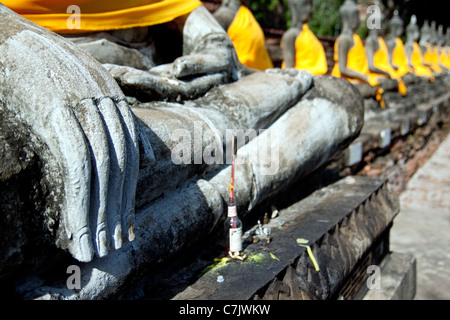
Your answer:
[248,0,448,36]
[248,0,288,30]
[308,0,345,37]
[248,0,346,37]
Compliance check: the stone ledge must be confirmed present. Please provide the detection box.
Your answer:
[173,176,400,300]
[335,89,450,170]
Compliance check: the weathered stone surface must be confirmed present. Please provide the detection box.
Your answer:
[131,69,313,210]
[0,4,139,263]
[6,74,363,300]
[173,176,399,300]
[0,4,365,300]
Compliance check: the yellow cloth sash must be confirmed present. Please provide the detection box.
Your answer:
[281,24,327,75]
[424,43,443,73]
[3,0,202,33]
[370,37,407,96]
[227,6,273,70]
[392,37,410,77]
[410,42,435,81]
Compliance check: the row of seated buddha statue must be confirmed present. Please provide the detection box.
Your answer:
[218,0,449,108]
[281,0,449,107]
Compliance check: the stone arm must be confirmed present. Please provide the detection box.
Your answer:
[418,41,432,68]
[404,43,415,69]
[0,4,140,262]
[281,28,300,68]
[176,5,252,79]
[337,35,369,83]
[365,37,391,77]
[385,37,399,71]
[108,5,254,102]
[437,49,449,71]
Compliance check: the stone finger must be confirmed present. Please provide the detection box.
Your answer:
[116,99,140,242]
[49,106,94,262]
[74,99,111,258]
[97,97,127,250]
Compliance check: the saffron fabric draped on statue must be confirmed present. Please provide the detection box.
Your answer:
[440,47,450,69]
[282,24,328,75]
[3,0,202,32]
[332,34,380,87]
[227,5,273,71]
[332,34,386,106]
[409,42,435,81]
[369,36,407,96]
[423,43,443,73]
[391,37,410,78]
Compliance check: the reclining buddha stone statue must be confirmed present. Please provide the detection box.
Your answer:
[0,1,364,298]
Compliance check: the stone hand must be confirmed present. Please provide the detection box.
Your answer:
[104,63,228,102]
[177,6,253,79]
[0,5,139,262]
[105,6,252,102]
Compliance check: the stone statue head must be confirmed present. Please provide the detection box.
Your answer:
[221,0,242,12]
[420,20,431,45]
[406,15,420,42]
[389,10,404,38]
[340,0,360,33]
[436,24,445,47]
[288,0,314,27]
[429,21,437,46]
[446,27,450,47]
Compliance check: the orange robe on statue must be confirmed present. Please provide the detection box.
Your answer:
[369,36,407,96]
[391,37,410,78]
[332,34,381,86]
[332,33,386,107]
[423,43,443,73]
[409,42,435,81]
[3,0,202,32]
[440,47,450,69]
[227,6,273,71]
[281,24,328,75]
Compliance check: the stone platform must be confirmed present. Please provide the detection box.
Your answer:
[146,175,401,300]
[335,78,450,170]
[115,77,450,301]
[3,73,448,300]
